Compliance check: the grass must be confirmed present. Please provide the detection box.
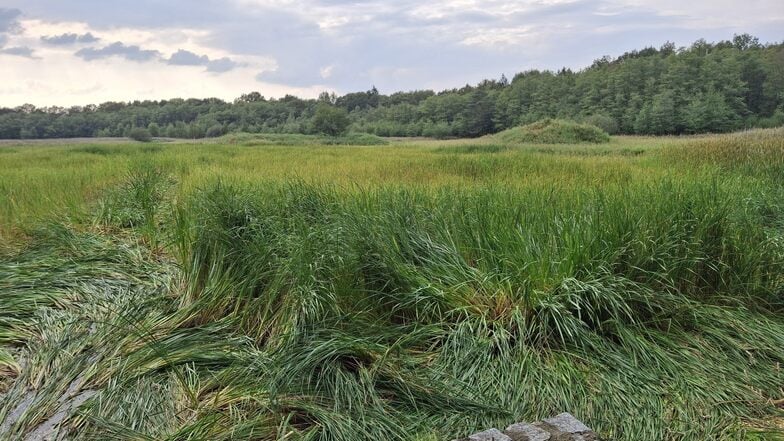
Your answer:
[217,132,389,146]
[496,119,612,144]
[0,135,679,242]
[0,128,783,440]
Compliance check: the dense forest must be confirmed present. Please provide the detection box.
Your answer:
[1,34,782,139]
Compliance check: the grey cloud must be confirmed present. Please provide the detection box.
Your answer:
[0,7,22,50]
[0,8,22,33]
[0,46,35,57]
[75,41,160,62]
[168,49,208,65]
[206,57,238,73]
[167,49,239,73]
[41,32,99,45]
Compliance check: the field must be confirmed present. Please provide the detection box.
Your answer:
[1,129,783,440]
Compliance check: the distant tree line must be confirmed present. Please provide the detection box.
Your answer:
[1,34,782,139]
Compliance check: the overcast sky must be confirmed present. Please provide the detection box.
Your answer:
[0,0,781,107]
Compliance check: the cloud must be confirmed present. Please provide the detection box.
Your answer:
[0,46,35,57]
[0,7,23,50]
[41,32,99,45]
[167,49,208,65]
[0,8,22,33]
[206,57,239,72]
[167,48,239,73]
[75,41,160,62]
[320,64,335,79]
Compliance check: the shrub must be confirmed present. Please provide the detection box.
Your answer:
[147,122,161,137]
[312,104,350,136]
[496,119,611,144]
[205,124,225,138]
[127,127,152,142]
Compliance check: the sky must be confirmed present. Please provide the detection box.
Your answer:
[0,0,782,107]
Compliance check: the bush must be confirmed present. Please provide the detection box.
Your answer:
[496,119,611,144]
[147,123,161,137]
[205,124,225,138]
[127,127,153,142]
[312,104,350,136]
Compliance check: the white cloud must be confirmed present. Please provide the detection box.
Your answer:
[0,17,285,105]
[0,50,316,106]
[319,64,335,79]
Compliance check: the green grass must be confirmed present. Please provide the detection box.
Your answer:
[217,132,389,146]
[496,118,612,144]
[0,129,783,440]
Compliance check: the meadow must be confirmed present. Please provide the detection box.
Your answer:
[0,129,783,440]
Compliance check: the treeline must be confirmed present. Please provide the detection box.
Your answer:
[1,34,783,139]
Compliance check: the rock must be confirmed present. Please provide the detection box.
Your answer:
[470,428,513,441]
[452,412,599,441]
[505,422,551,441]
[452,428,512,441]
[465,428,512,441]
[541,413,591,433]
[536,413,598,441]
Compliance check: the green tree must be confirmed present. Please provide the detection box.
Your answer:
[684,90,739,133]
[312,104,350,136]
[646,90,678,135]
[147,122,160,137]
[461,89,495,137]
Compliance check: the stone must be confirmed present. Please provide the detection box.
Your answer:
[451,412,599,441]
[468,428,513,441]
[504,422,551,441]
[541,413,591,434]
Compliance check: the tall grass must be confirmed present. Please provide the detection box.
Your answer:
[0,129,783,440]
[496,119,611,144]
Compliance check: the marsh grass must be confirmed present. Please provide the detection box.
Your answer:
[0,129,783,440]
[218,132,389,146]
[496,119,611,144]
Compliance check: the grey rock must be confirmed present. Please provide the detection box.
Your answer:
[541,413,591,434]
[468,428,512,441]
[504,422,551,441]
[451,412,599,441]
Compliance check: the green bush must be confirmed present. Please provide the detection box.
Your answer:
[205,124,225,138]
[496,119,611,144]
[312,104,351,136]
[127,127,153,142]
[147,122,161,137]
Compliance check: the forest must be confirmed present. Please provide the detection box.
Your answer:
[0,34,782,139]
